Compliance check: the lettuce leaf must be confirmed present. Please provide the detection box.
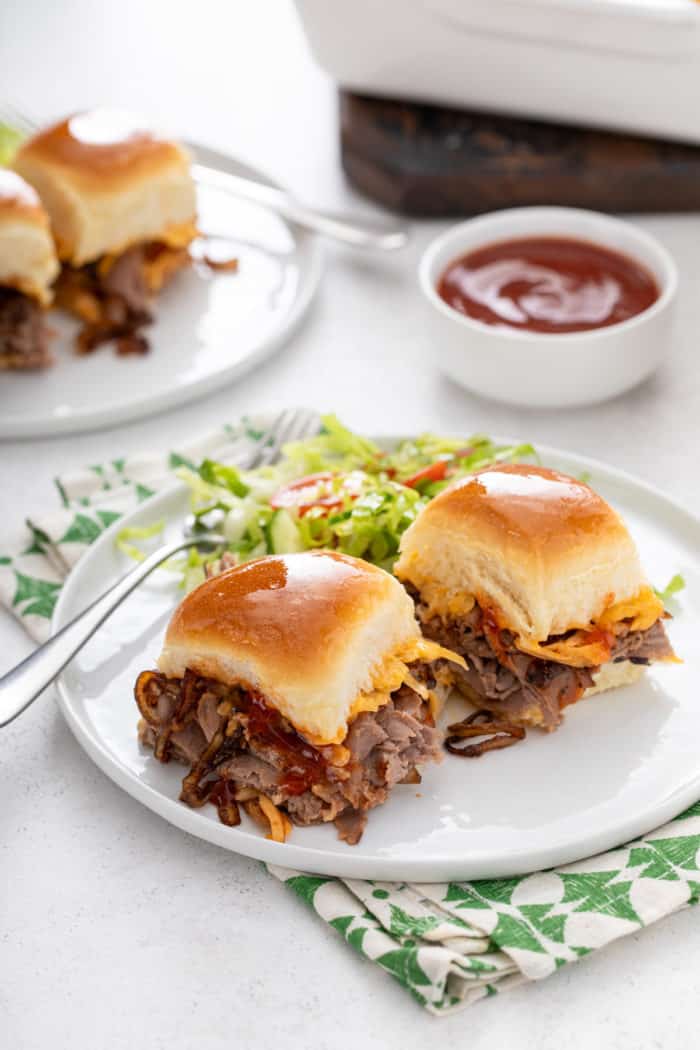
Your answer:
[654,574,686,605]
[0,123,23,166]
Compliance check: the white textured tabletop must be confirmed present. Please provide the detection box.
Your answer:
[2,2,699,1047]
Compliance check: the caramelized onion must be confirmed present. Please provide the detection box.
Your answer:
[258,794,291,842]
[134,670,166,729]
[202,254,238,273]
[445,709,526,757]
[209,780,241,827]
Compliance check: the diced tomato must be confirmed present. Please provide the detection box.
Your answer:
[270,472,357,517]
[402,461,449,489]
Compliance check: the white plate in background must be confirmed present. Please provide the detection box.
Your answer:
[0,145,321,439]
[53,440,700,881]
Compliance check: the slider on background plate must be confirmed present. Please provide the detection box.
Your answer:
[134,550,464,845]
[395,464,677,733]
[0,170,59,370]
[14,109,197,355]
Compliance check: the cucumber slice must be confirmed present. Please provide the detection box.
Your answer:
[269,509,305,554]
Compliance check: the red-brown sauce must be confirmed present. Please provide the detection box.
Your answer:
[209,778,239,810]
[437,236,659,334]
[239,691,328,796]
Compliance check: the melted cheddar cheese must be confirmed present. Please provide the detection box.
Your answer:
[597,586,664,633]
[142,244,191,293]
[515,586,665,668]
[408,579,476,621]
[338,638,466,742]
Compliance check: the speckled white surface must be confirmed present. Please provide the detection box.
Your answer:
[2,2,700,1047]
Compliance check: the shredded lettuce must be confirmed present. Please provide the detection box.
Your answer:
[654,573,686,605]
[180,546,211,593]
[198,458,249,498]
[296,482,423,570]
[116,520,165,561]
[281,414,382,476]
[0,123,23,166]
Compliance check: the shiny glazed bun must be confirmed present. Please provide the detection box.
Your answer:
[14,109,197,265]
[395,463,655,642]
[0,170,59,304]
[158,551,421,746]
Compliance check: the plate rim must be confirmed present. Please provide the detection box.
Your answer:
[53,436,700,880]
[0,144,323,441]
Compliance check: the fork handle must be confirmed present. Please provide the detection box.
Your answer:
[192,163,409,251]
[0,537,197,728]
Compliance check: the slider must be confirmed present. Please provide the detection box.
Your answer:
[395,463,676,731]
[0,170,59,370]
[134,550,463,844]
[14,109,197,354]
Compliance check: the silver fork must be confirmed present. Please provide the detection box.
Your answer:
[0,103,409,252]
[0,408,321,728]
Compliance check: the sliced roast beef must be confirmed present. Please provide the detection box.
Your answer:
[0,288,52,370]
[56,241,188,354]
[135,668,442,844]
[101,246,151,313]
[413,597,672,731]
[217,753,281,794]
[334,808,368,846]
[71,247,153,354]
[344,716,385,761]
[611,619,674,664]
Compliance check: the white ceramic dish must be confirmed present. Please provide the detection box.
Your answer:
[419,207,678,409]
[0,145,322,440]
[296,0,700,144]
[53,438,699,882]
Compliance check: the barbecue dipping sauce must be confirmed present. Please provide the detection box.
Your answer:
[437,237,659,334]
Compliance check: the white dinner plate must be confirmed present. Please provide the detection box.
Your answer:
[53,440,700,881]
[0,146,321,439]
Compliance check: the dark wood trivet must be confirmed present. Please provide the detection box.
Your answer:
[340,91,700,216]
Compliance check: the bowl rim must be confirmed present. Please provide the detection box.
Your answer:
[418,205,679,345]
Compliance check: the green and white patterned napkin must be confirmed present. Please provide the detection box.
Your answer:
[2,412,699,1015]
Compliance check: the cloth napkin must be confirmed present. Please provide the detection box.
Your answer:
[2,412,699,1015]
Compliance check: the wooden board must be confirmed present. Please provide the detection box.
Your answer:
[340,91,700,216]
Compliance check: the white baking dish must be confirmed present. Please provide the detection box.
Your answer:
[295,0,700,144]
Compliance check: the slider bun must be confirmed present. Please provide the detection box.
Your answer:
[0,171,58,304]
[14,110,197,265]
[395,464,647,641]
[584,660,644,698]
[158,551,420,746]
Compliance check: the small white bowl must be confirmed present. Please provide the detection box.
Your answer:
[419,207,678,408]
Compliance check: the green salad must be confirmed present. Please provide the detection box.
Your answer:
[158,415,535,591]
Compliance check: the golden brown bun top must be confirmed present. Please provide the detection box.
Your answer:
[428,464,626,554]
[165,550,404,660]
[15,110,190,191]
[14,110,197,264]
[396,463,653,643]
[158,551,421,745]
